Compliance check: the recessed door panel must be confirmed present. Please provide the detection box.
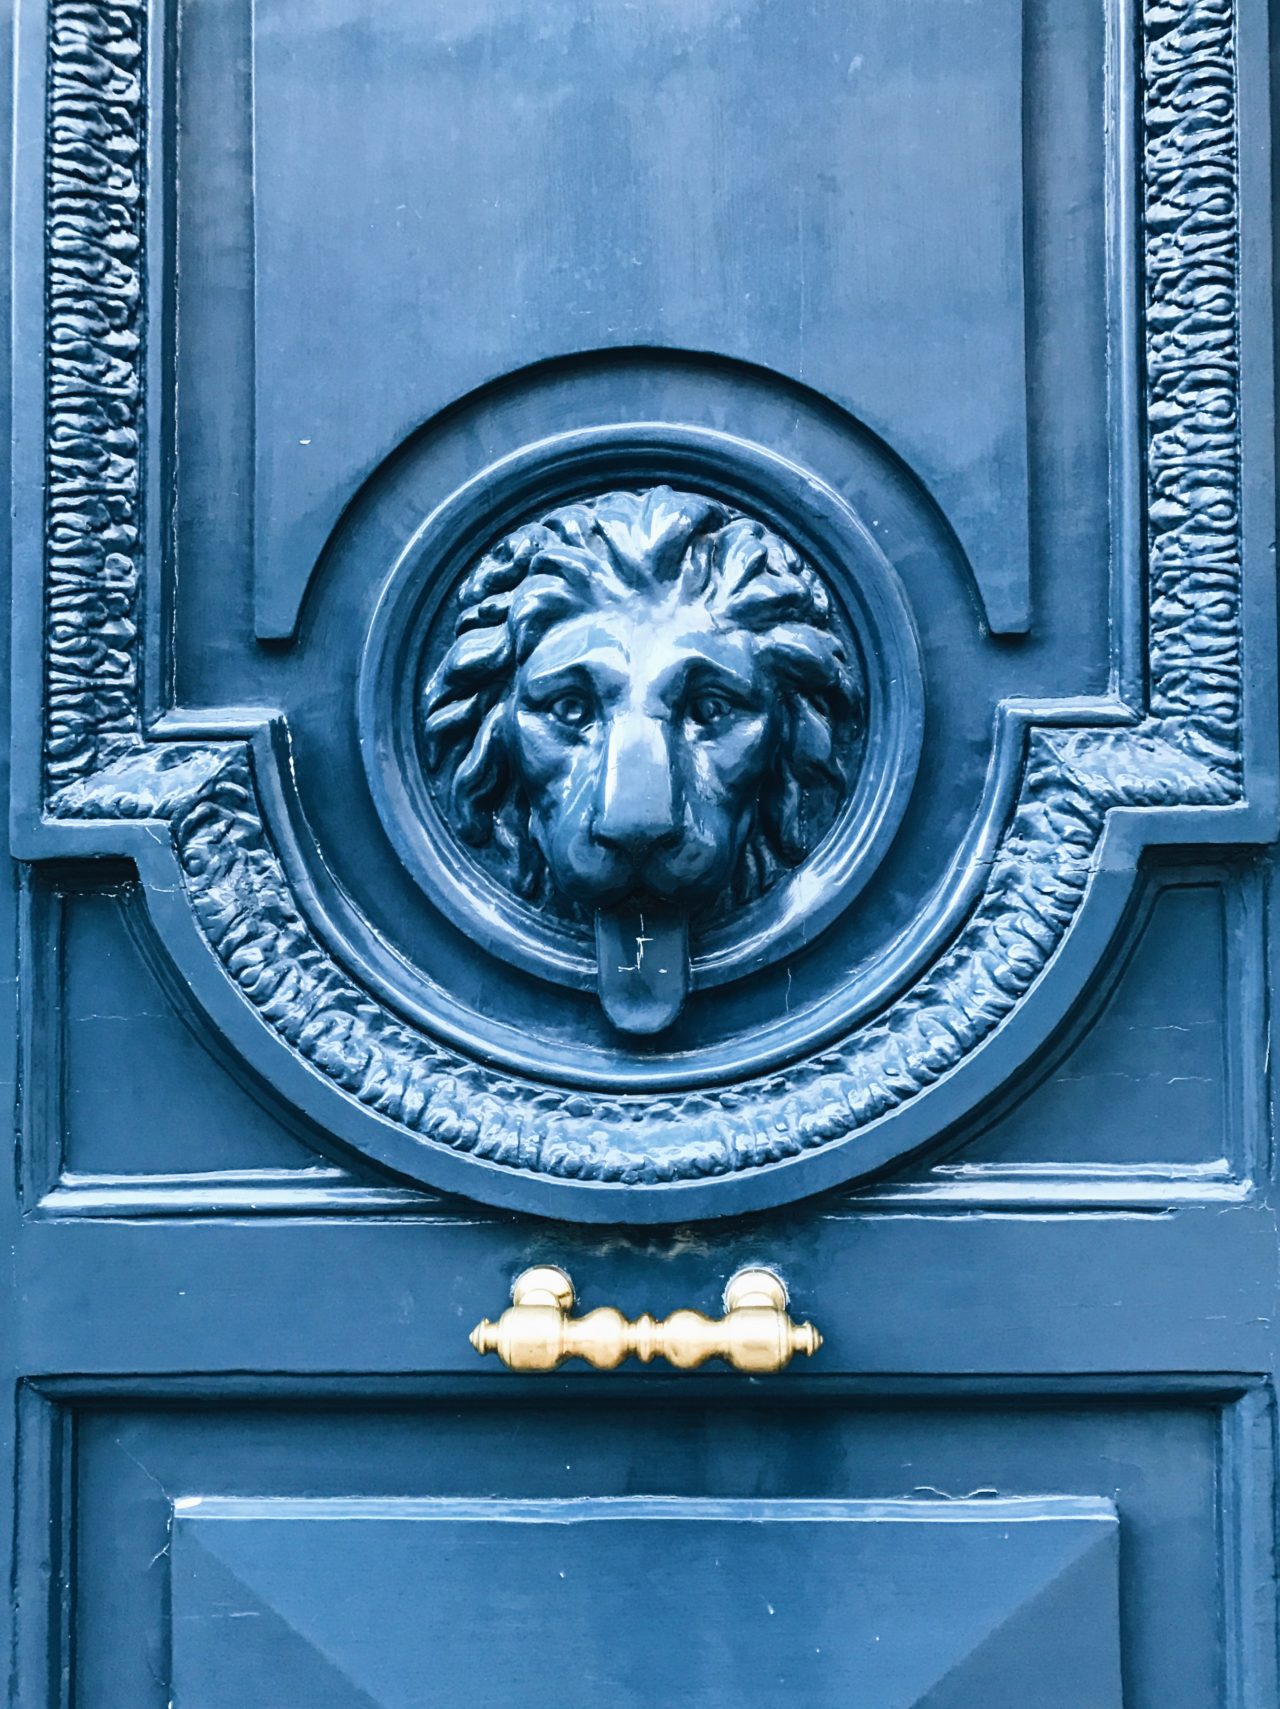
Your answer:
[249,0,1033,640]
[52,1390,1267,1709]
[171,1497,1121,1709]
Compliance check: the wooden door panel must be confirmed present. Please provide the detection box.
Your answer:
[13,0,1272,1220]
[20,852,1265,1216]
[5,0,1278,1701]
[171,1497,1121,1709]
[44,1393,1265,1709]
[246,0,1034,640]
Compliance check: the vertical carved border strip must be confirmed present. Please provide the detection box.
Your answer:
[1142,0,1242,778]
[44,0,146,793]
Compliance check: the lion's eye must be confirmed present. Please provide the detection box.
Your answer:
[548,692,591,730]
[688,692,732,729]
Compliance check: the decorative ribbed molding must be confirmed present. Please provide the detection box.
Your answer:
[148,731,1228,1183]
[44,0,145,789]
[1142,0,1241,775]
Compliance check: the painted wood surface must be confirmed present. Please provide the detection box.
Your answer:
[2,0,1278,1704]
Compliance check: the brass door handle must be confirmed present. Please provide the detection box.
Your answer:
[469,1266,822,1373]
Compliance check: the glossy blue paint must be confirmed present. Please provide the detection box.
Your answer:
[3,0,1280,1704]
[250,0,1034,640]
[172,1498,1121,1708]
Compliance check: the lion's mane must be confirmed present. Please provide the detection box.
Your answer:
[419,487,863,919]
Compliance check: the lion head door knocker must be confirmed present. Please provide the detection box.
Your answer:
[418,487,865,1033]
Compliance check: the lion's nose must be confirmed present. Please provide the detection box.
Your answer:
[594,713,681,856]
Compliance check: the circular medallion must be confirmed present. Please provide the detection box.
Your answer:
[359,429,923,1040]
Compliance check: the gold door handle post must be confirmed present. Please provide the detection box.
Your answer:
[469,1266,822,1373]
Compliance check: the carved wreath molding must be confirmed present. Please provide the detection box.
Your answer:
[39,0,1247,1185]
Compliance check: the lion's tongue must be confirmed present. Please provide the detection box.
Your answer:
[595,903,689,1035]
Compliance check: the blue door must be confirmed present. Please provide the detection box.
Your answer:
[3,0,1277,1703]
